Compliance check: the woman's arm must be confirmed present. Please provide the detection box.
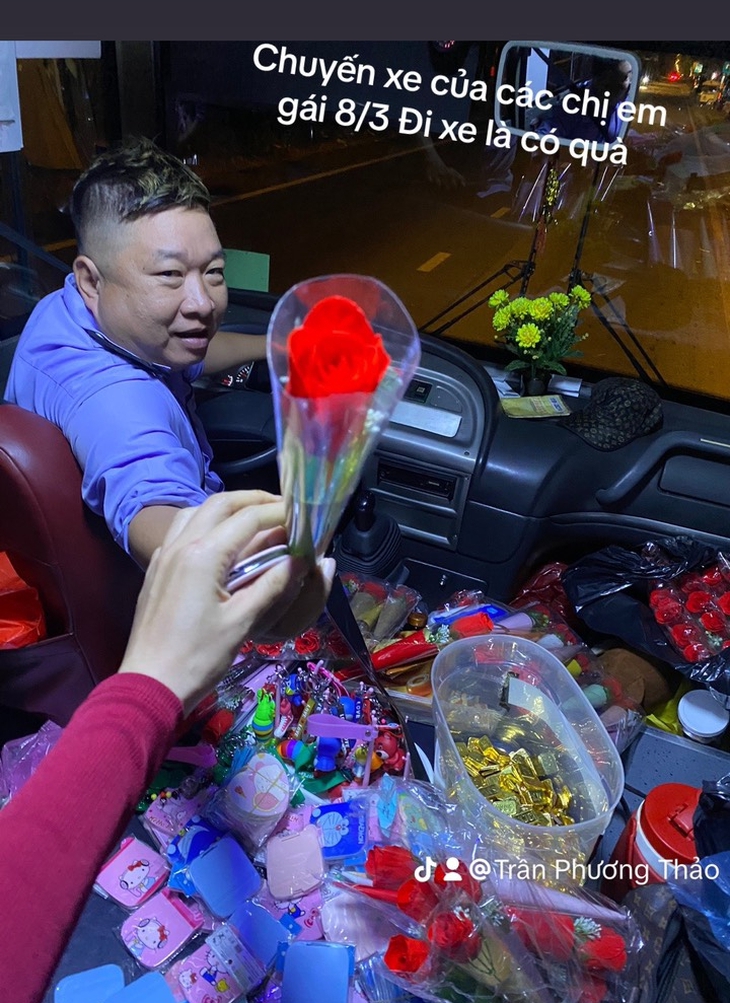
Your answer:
[0,673,182,1003]
[0,491,335,1002]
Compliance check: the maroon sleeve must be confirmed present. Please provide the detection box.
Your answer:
[0,673,183,1002]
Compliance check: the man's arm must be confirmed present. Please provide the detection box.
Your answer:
[66,380,217,561]
[203,330,267,375]
[128,505,185,568]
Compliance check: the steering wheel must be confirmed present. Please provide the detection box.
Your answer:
[195,371,278,479]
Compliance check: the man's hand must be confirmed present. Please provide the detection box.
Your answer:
[119,492,335,714]
[202,330,267,375]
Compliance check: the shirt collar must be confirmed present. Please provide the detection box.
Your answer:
[63,273,173,378]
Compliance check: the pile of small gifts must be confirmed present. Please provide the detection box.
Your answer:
[79,591,640,1001]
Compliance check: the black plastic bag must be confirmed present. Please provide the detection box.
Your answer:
[561,535,730,706]
[694,773,730,858]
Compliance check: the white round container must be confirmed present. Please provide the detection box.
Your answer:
[677,688,730,744]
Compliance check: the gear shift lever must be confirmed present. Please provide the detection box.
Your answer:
[334,489,405,581]
[354,491,376,533]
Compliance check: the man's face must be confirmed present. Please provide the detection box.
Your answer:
[81,207,228,370]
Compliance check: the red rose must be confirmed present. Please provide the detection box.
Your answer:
[294,629,321,656]
[365,845,420,889]
[433,860,482,903]
[671,623,701,647]
[685,591,713,614]
[383,934,431,978]
[700,610,726,633]
[427,911,482,961]
[579,975,609,1003]
[254,641,287,657]
[506,907,575,961]
[717,593,730,615]
[649,588,673,608]
[701,567,724,586]
[395,878,441,922]
[579,928,628,973]
[287,296,391,398]
[683,643,710,662]
[654,601,683,625]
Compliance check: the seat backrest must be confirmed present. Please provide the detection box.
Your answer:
[0,404,143,724]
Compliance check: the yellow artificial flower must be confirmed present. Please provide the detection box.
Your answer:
[569,285,591,308]
[492,307,511,332]
[515,323,542,349]
[488,289,510,308]
[510,297,531,319]
[548,291,570,308]
[529,298,553,321]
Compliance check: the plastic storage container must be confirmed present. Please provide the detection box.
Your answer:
[677,689,730,744]
[602,782,700,901]
[432,634,624,865]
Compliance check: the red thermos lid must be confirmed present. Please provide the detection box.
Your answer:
[640,783,701,865]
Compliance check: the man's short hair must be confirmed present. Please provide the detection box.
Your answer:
[70,137,211,254]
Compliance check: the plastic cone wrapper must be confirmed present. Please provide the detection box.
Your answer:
[267,274,421,566]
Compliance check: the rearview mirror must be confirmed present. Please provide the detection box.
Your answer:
[495,41,641,147]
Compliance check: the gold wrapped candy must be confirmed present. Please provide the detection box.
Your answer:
[453,728,576,827]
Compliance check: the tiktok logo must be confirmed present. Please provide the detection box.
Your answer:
[413,856,463,882]
[413,856,436,882]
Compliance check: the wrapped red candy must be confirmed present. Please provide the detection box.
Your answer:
[372,610,494,672]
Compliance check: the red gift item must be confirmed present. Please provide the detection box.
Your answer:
[294,629,321,656]
[579,927,628,973]
[427,911,481,961]
[718,593,730,615]
[701,567,724,586]
[383,934,431,977]
[201,709,235,745]
[433,861,482,903]
[670,623,701,647]
[699,610,726,633]
[683,643,711,662]
[506,906,574,961]
[287,296,390,398]
[395,878,441,922]
[449,611,494,638]
[684,591,713,614]
[649,588,672,609]
[654,601,683,625]
[365,845,419,889]
[371,631,439,671]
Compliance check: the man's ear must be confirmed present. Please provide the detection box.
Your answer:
[73,255,103,315]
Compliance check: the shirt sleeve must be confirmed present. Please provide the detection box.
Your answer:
[65,378,212,554]
[0,673,183,1002]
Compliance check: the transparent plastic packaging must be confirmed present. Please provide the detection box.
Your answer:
[328,778,640,1003]
[432,635,624,864]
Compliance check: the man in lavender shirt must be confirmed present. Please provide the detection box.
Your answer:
[6,138,266,568]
